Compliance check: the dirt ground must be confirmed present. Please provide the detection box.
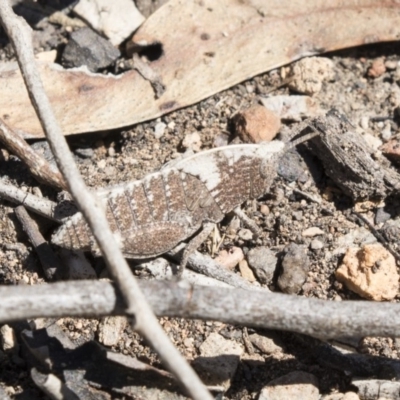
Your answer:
[1,4,400,400]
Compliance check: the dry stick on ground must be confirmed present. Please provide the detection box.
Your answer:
[0,179,61,221]
[15,205,62,280]
[0,118,67,190]
[0,4,212,400]
[3,279,400,339]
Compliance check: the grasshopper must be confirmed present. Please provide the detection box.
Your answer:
[52,117,320,275]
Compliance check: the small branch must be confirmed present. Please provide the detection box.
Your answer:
[0,3,211,399]
[0,118,67,190]
[31,368,79,400]
[15,205,62,280]
[0,179,60,221]
[2,280,400,339]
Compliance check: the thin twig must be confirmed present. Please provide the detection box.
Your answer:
[2,280,400,339]
[0,4,211,399]
[0,118,67,190]
[0,179,61,221]
[15,205,63,280]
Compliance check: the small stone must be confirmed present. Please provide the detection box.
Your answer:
[154,122,166,139]
[278,150,307,182]
[232,105,281,143]
[247,247,278,283]
[74,0,145,46]
[249,332,284,355]
[238,228,253,241]
[182,131,202,152]
[0,325,17,352]
[238,259,256,282]
[260,204,270,215]
[62,27,120,72]
[310,239,324,250]
[260,95,320,121]
[277,243,309,294]
[360,116,369,130]
[382,218,400,241]
[368,57,386,78]
[335,243,399,301]
[214,247,244,270]
[287,57,334,95]
[381,138,400,166]
[98,316,127,346]
[193,333,243,390]
[259,371,319,400]
[302,227,324,237]
[35,50,57,63]
[59,249,97,280]
[381,121,392,141]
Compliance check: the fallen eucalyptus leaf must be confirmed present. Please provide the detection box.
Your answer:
[1,0,400,138]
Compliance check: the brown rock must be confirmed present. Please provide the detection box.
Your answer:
[368,57,386,78]
[335,243,399,301]
[381,138,400,166]
[232,105,280,143]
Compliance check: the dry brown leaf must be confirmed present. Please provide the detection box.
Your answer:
[1,0,400,138]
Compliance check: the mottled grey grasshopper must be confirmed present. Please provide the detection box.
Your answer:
[52,119,319,275]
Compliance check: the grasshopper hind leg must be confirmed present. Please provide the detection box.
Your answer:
[177,221,216,277]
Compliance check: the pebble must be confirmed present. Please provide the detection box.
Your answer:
[249,332,284,355]
[247,247,278,284]
[310,239,324,250]
[359,116,369,130]
[381,218,400,241]
[260,204,270,215]
[381,121,392,141]
[381,138,400,165]
[62,27,120,72]
[231,105,281,143]
[193,332,243,390]
[286,57,334,95]
[259,371,319,400]
[74,0,145,46]
[182,131,202,152]
[277,243,310,294]
[0,325,17,352]
[238,228,253,241]
[213,132,229,147]
[98,316,127,347]
[335,243,399,301]
[214,247,244,270]
[154,122,166,139]
[302,227,324,237]
[75,147,94,159]
[260,95,320,121]
[278,150,307,182]
[367,57,386,78]
[238,259,256,282]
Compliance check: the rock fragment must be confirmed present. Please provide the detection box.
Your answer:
[277,243,309,294]
[381,138,400,166]
[302,227,324,237]
[98,316,127,347]
[247,247,278,284]
[367,57,386,78]
[335,243,399,301]
[182,131,202,152]
[232,105,280,143]
[193,332,243,390]
[62,27,120,72]
[260,95,320,121]
[249,332,284,355]
[74,0,145,46]
[286,57,334,95]
[259,371,319,400]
